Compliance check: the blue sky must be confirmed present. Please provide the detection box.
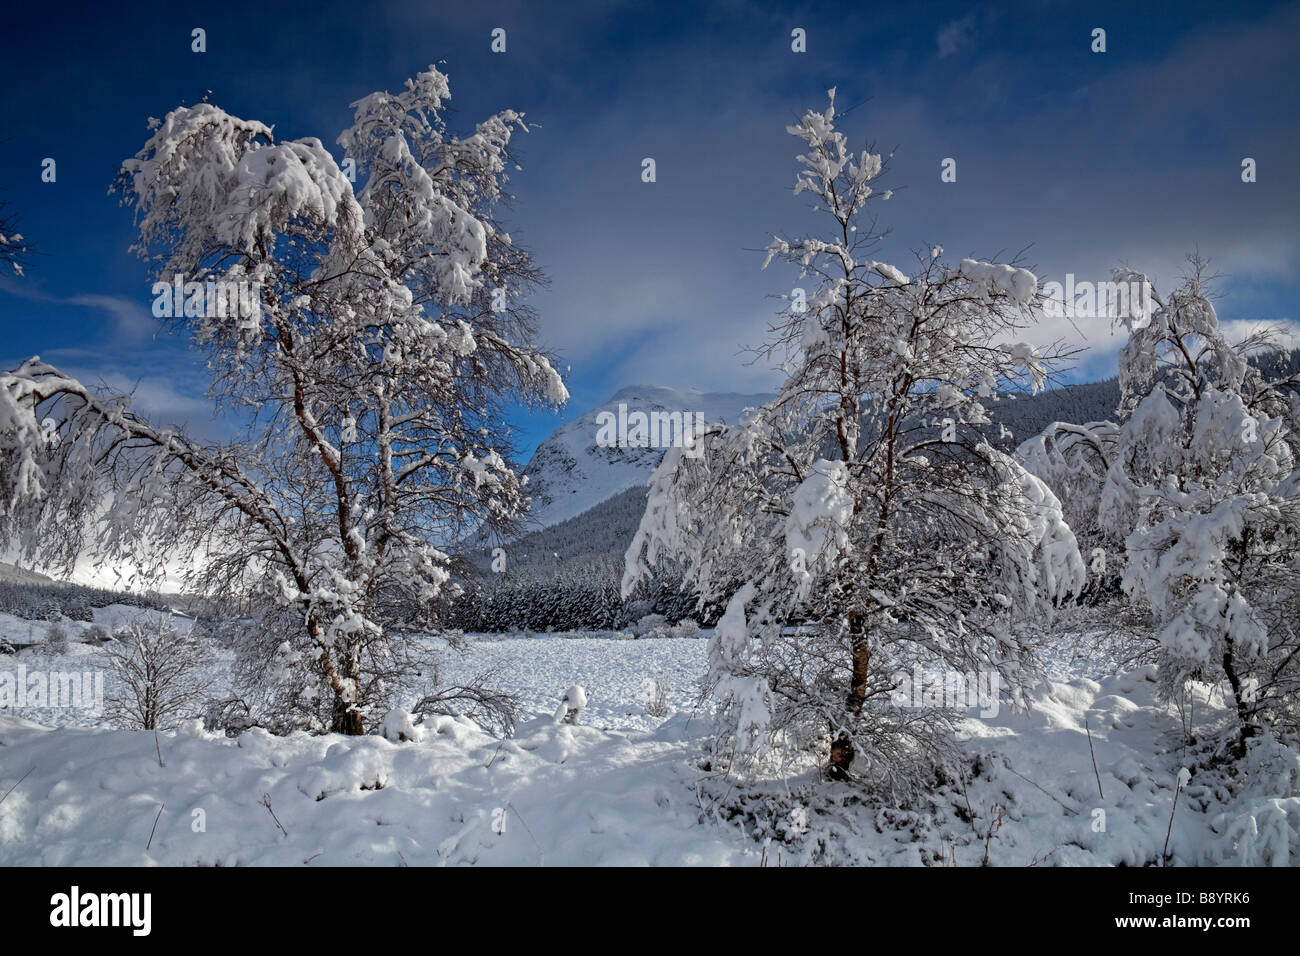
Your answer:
[1,0,1296,459]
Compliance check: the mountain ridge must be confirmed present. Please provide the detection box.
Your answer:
[518,384,769,530]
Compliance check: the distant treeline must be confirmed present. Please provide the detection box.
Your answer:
[444,552,714,633]
[0,578,168,623]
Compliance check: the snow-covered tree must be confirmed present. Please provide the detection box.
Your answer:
[1096,260,1300,749]
[1016,418,1122,593]
[0,66,566,734]
[623,91,1085,789]
[105,617,214,731]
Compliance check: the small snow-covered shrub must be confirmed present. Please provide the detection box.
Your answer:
[41,622,70,655]
[441,628,468,652]
[555,684,586,724]
[619,599,653,628]
[413,674,520,737]
[379,707,424,743]
[633,613,669,638]
[645,676,670,717]
[637,615,703,639]
[671,618,700,639]
[204,696,256,737]
[104,617,213,731]
[1210,735,1300,865]
[1219,798,1300,866]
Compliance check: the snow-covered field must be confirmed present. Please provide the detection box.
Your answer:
[439,633,707,733]
[2,609,1297,866]
[0,609,705,734]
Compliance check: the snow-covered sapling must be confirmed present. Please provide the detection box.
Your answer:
[645,675,670,718]
[41,622,69,656]
[104,617,213,731]
[1024,261,1300,751]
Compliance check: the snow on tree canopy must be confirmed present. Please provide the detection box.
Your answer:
[991,449,1088,605]
[706,583,770,754]
[957,259,1038,307]
[784,459,853,599]
[122,105,364,271]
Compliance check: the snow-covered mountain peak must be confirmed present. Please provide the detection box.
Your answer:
[520,384,769,530]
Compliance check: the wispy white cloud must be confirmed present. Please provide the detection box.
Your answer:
[937,13,977,58]
[0,278,157,344]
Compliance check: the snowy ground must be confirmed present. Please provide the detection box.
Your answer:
[439,633,708,733]
[1,611,1297,866]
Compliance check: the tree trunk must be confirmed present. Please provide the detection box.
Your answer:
[1223,542,1258,757]
[1221,645,1257,757]
[828,733,854,780]
[331,698,364,735]
[828,611,869,780]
